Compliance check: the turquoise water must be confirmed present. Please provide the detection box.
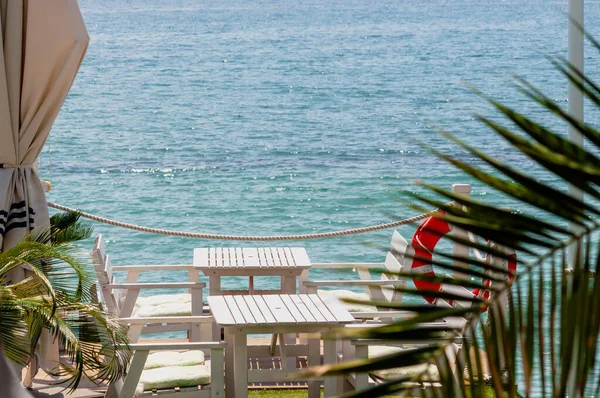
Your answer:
[44,0,600,394]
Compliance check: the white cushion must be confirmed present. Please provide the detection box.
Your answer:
[134,302,192,317]
[131,293,193,317]
[135,293,191,307]
[368,346,439,381]
[144,351,205,369]
[318,289,377,312]
[136,364,211,394]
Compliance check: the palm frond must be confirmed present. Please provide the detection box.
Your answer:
[316,32,600,398]
[49,212,94,246]
[0,220,130,391]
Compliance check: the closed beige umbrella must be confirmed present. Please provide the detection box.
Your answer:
[0,0,88,267]
[0,0,89,382]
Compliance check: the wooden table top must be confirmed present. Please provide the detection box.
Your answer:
[193,247,311,272]
[207,294,355,328]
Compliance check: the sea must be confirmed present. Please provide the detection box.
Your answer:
[44,0,600,395]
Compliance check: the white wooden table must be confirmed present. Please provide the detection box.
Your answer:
[207,294,355,398]
[194,247,311,344]
[194,247,311,295]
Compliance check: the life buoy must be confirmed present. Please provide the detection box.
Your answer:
[471,242,517,310]
[410,213,517,310]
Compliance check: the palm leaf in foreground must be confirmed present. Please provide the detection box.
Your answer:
[0,235,131,391]
[308,39,600,397]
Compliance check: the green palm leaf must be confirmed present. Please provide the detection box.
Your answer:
[312,30,600,398]
[0,225,131,391]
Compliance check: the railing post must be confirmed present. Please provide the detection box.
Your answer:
[451,184,471,280]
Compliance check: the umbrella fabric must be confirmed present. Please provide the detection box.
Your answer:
[0,0,89,281]
[0,0,89,379]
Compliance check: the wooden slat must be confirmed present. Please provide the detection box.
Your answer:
[221,247,228,267]
[193,248,209,267]
[217,247,223,267]
[267,248,280,267]
[243,248,260,267]
[242,296,266,324]
[289,294,317,322]
[228,247,235,268]
[290,248,311,267]
[298,295,327,323]
[207,297,235,325]
[262,295,295,323]
[209,248,216,268]
[252,296,277,324]
[276,248,289,267]
[315,294,355,323]
[104,255,113,283]
[223,295,246,324]
[257,248,269,267]
[384,251,403,274]
[235,247,244,267]
[280,295,306,323]
[307,294,337,323]
[94,235,106,262]
[233,296,256,324]
[283,247,295,267]
[265,247,276,267]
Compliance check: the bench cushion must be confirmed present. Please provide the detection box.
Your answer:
[318,289,377,312]
[144,350,205,369]
[136,364,211,394]
[132,293,192,317]
[368,346,440,381]
[134,302,192,317]
[136,293,191,307]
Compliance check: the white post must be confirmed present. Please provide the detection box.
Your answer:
[451,184,472,280]
[568,0,584,267]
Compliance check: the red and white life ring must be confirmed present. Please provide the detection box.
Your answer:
[410,213,517,310]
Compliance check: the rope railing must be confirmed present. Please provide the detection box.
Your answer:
[47,201,446,241]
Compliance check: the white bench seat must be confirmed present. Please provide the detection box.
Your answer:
[132,293,193,317]
[317,289,377,312]
[106,342,225,398]
[143,350,205,369]
[91,235,210,341]
[367,345,440,381]
[137,364,211,395]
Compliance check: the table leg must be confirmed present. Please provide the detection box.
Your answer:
[210,276,221,341]
[354,344,369,390]
[282,276,297,369]
[233,333,248,398]
[323,338,338,397]
[224,329,234,398]
[307,335,321,398]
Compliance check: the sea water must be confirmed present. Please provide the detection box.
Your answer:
[45,0,600,394]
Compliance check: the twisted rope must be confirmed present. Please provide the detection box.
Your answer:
[47,202,446,241]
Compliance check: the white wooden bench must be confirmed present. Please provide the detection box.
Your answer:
[105,341,226,398]
[343,295,476,392]
[335,227,481,392]
[300,231,413,321]
[89,260,225,398]
[91,235,210,341]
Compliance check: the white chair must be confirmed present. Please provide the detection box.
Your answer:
[345,297,475,392]
[105,341,226,398]
[300,231,413,321]
[89,259,223,398]
[91,234,209,341]
[336,230,480,392]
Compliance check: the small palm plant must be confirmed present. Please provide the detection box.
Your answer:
[0,213,131,391]
[312,31,600,397]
